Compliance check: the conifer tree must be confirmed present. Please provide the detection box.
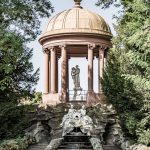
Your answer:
[97,0,150,145]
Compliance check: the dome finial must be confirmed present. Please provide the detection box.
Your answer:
[74,0,82,8]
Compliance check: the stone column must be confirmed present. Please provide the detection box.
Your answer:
[66,57,69,100]
[55,56,58,93]
[99,47,105,92]
[43,49,49,94]
[104,50,107,68]
[50,47,56,93]
[61,45,67,102]
[66,57,69,92]
[49,52,51,93]
[88,45,94,91]
[98,56,100,92]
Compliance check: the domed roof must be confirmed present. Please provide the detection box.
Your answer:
[40,0,112,42]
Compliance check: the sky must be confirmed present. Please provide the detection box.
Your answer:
[28,0,119,93]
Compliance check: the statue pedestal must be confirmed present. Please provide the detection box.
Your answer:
[42,91,107,106]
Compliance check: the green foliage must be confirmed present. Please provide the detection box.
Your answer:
[97,0,150,145]
[0,0,53,102]
[102,49,143,139]
[0,31,39,102]
[96,0,118,8]
[32,92,42,103]
[0,0,54,41]
[137,129,150,146]
[0,102,36,140]
[0,137,28,150]
[0,0,53,145]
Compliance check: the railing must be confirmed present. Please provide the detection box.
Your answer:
[68,90,87,101]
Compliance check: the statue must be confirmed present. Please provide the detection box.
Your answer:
[61,105,93,136]
[71,65,81,89]
[79,105,93,136]
[60,104,75,127]
[80,105,86,116]
[71,65,82,99]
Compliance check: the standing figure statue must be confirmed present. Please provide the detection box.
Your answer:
[71,65,82,99]
[71,65,81,89]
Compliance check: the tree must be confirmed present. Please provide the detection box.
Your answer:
[0,30,38,101]
[97,0,150,145]
[0,0,54,41]
[0,0,54,102]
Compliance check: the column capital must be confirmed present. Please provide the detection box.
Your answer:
[68,56,71,59]
[99,45,108,51]
[47,46,55,52]
[57,56,61,60]
[96,54,99,58]
[43,48,50,54]
[88,43,96,50]
[59,44,67,49]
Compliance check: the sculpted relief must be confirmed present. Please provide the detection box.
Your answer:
[71,65,82,90]
[60,105,93,136]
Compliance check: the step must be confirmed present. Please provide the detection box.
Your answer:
[58,142,93,148]
[58,140,93,149]
[57,148,93,150]
[58,145,93,149]
[64,135,90,142]
[103,145,121,150]
[28,143,48,150]
[60,142,91,145]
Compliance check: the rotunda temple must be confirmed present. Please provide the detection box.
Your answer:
[39,0,112,105]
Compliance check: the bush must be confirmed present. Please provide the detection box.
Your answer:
[32,92,42,103]
[0,102,36,140]
[137,129,150,146]
[0,137,28,150]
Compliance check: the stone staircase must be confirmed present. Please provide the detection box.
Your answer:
[28,143,48,150]
[103,145,121,150]
[28,139,121,150]
[58,134,93,150]
[57,134,121,150]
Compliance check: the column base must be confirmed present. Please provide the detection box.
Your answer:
[43,92,49,94]
[50,91,57,94]
[87,90,94,93]
[42,93,61,106]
